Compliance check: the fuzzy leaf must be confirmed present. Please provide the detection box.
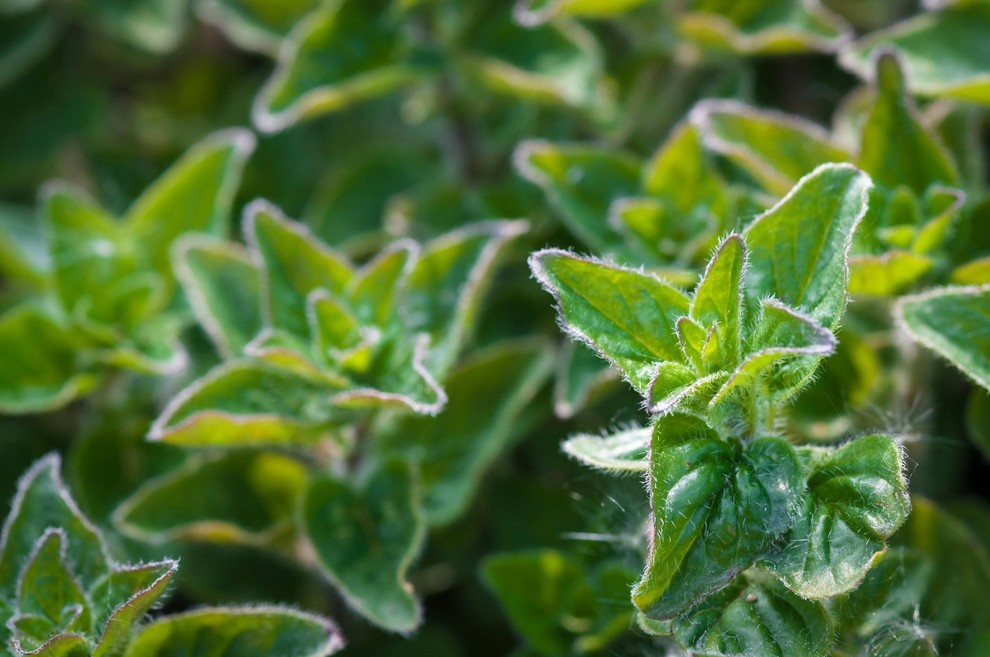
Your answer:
[515,141,640,252]
[672,571,834,657]
[0,305,97,414]
[743,163,872,328]
[0,455,108,599]
[174,236,262,358]
[529,250,691,393]
[692,99,850,196]
[252,0,424,132]
[764,435,910,598]
[858,52,960,194]
[691,233,745,367]
[149,361,339,446]
[380,340,553,526]
[115,452,307,545]
[841,5,990,105]
[632,416,803,619]
[123,607,344,657]
[90,561,178,657]
[562,426,649,474]
[896,285,990,391]
[302,460,424,632]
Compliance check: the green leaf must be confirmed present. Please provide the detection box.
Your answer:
[552,341,618,419]
[149,361,339,446]
[402,220,528,377]
[302,460,425,632]
[764,435,910,598]
[77,0,187,54]
[562,426,649,474]
[114,452,307,546]
[743,163,872,328]
[848,251,932,296]
[126,129,255,284]
[896,285,990,391]
[252,0,425,132]
[482,551,634,656]
[380,339,553,526]
[692,99,850,196]
[513,0,649,26]
[0,304,97,414]
[245,200,352,339]
[529,249,690,393]
[857,51,960,194]
[691,233,745,367]
[0,455,109,600]
[0,10,58,90]
[0,202,49,284]
[13,530,91,649]
[632,416,803,619]
[90,560,178,657]
[124,607,344,657]
[678,0,850,55]
[196,0,318,56]
[672,570,834,657]
[840,5,990,105]
[515,141,641,252]
[174,236,263,359]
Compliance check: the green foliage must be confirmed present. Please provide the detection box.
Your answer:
[3,1,990,656]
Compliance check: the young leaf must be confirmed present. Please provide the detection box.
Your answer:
[90,561,178,657]
[529,249,690,393]
[123,607,344,657]
[672,570,835,657]
[302,460,425,633]
[562,426,649,474]
[896,285,990,391]
[743,163,872,328]
[691,233,745,367]
[632,416,803,619]
[840,5,990,105]
[764,435,910,598]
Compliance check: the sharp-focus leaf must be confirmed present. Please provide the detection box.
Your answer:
[380,340,553,526]
[841,6,990,105]
[123,607,344,657]
[857,52,960,194]
[90,560,178,657]
[692,99,850,196]
[515,141,641,252]
[302,460,424,633]
[672,570,834,657]
[764,434,910,598]
[0,305,97,414]
[0,455,108,599]
[530,250,690,393]
[743,163,872,328]
[149,361,340,446]
[691,233,745,367]
[114,452,307,545]
[174,236,263,358]
[562,426,649,474]
[896,285,990,391]
[252,0,425,132]
[632,416,802,619]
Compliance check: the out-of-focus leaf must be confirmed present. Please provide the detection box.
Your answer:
[848,251,932,296]
[0,9,57,89]
[123,607,344,657]
[77,0,188,54]
[553,341,618,419]
[197,0,318,56]
[0,203,48,285]
[896,285,990,391]
[302,460,424,633]
[841,5,990,105]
